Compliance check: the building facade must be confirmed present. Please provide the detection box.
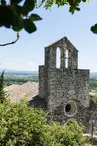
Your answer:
[38,37,90,129]
[30,37,97,132]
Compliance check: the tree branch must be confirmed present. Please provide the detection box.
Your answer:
[0,32,20,46]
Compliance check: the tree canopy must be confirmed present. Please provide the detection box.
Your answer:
[0,0,97,34]
[0,0,42,33]
[36,0,87,13]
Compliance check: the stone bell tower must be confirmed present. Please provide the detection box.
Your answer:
[39,37,90,123]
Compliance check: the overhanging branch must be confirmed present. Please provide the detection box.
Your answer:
[0,32,20,46]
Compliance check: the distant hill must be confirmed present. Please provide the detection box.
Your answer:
[0,68,96,78]
[90,72,97,78]
[0,69,38,77]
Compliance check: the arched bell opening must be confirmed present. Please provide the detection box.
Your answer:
[65,49,68,68]
[56,47,61,68]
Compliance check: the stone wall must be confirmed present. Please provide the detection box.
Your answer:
[45,37,78,69]
[39,66,90,128]
[38,36,92,132]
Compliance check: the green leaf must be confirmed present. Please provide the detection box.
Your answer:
[23,19,37,33]
[14,5,22,15]
[29,14,42,21]
[22,0,35,16]
[0,23,3,27]
[76,7,80,11]
[0,6,15,26]
[91,24,97,34]
[1,0,6,5]
[69,7,75,14]
[12,17,23,32]
[4,24,11,28]
[11,0,23,4]
[82,0,87,2]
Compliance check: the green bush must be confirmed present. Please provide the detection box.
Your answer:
[0,100,85,146]
[42,120,85,146]
[0,100,46,146]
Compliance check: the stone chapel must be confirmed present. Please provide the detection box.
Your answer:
[30,36,97,132]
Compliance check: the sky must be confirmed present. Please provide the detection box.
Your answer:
[0,0,97,72]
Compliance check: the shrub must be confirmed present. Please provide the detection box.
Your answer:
[0,100,46,146]
[42,120,85,146]
[0,100,85,146]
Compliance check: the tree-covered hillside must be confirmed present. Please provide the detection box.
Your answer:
[90,78,97,91]
[5,76,38,86]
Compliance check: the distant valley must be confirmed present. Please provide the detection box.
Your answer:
[0,70,96,103]
[0,70,96,78]
[90,72,97,78]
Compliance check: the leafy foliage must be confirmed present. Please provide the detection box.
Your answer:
[42,120,86,146]
[91,24,97,34]
[0,100,85,146]
[0,100,46,146]
[0,0,42,33]
[36,0,87,14]
[0,71,7,103]
[0,0,97,34]
[35,0,97,34]
[90,78,97,91]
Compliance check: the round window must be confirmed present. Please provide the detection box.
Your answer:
[64,100,77,117]
[65,104,71,112]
